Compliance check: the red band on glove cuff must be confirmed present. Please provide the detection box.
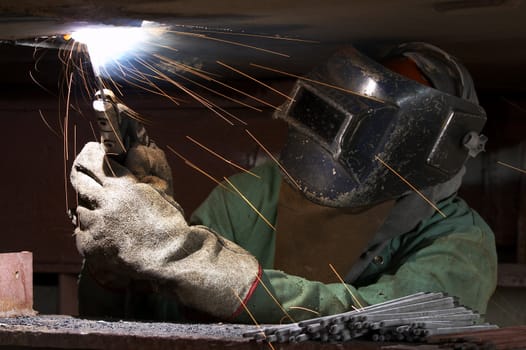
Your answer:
[230,264,263,319]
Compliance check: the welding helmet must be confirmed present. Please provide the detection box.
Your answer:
[276,42,487,208]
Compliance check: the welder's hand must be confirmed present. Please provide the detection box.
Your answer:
[70,142,260,318]
[125,141,174,199]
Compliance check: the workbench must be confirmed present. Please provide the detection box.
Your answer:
[0,315,433,350]
[2,316,525,350]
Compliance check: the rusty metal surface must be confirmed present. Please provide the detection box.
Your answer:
[0,252,35,317]
[0,315,390,350]
[0,316,523,349]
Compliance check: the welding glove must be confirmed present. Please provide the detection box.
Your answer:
[124,141,175,202]
[70,142,260,319]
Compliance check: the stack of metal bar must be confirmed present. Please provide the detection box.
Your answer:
[243,292,498,344]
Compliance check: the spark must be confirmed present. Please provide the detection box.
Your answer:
[170,30,290,57]
[88,121,98,142]
[103,155,117,177]
[501,97,526,114]
[168,69,251,124]
[121,65,183,105]
[57,44,70,66]
[166,145,232,193]
[32,43,47,68]
[73,124,77,157]
[104,67,124,97]
[114,99,150,125]
[38,109,60,138]
[198,73,282,111]
[66,41,76,75]
[155,54,280,111]
[288,306,321,316]
[114,58,129,78]
[137,57,236,125]
[63,146,69,214]
[254,273,295,323]
[74,124,78,208]
[149,42,179,52]
[64,72,73,160]
[497,161,526,175]
[101,101,128,154]
[224,177,276,231]
[122,76,182,105]
[375,155,447,218]
[136,58,199,96]
[69,47,96,99]
[77,56,93,98]
[230,287,275,350]
[245,129,301,190]
[154,54,221,78]
[212,105,248,126]
[29,70,55,96]
[250,63,389,104]
[62,72,74,214]
[186,136,260,178]
[328,263,364,310]
[216,60,294,102]
[189,28,320,43]
[170,70,262,114]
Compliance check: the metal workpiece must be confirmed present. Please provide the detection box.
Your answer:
[242,292,496,345]
[0,252,36,317]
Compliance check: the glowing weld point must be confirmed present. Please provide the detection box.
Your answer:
[71,22,154,75]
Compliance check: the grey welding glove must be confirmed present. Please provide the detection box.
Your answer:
[124,142,174,199]
[70,142,260,319]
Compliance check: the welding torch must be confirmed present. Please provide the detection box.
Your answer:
[68,89,149,227]
[92,88,149,161]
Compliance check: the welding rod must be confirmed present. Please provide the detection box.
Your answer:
[297,292,435,327]
[359,307,472,322]
[426,324,499,336]
[243,293,497,345]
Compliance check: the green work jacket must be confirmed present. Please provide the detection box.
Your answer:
[78,162,497,323]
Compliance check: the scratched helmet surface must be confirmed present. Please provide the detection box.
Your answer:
[276,43,487,208]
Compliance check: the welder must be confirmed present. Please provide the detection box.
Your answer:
[70,42,497,323]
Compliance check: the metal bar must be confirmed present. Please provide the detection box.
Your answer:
[244,293,497,345]
[427,324,500,336]
[0,252,35,317]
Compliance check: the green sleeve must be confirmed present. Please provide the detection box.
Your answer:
[193,165,497,323]
[192,163,366,323]
[357,205,498,314]
[233,270,366,324]
[233,199,497,323]
[190,162,281,268]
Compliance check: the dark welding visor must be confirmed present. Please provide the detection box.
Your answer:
[276,47,486,208]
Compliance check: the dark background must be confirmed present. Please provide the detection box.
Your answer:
[0,0,525,325]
